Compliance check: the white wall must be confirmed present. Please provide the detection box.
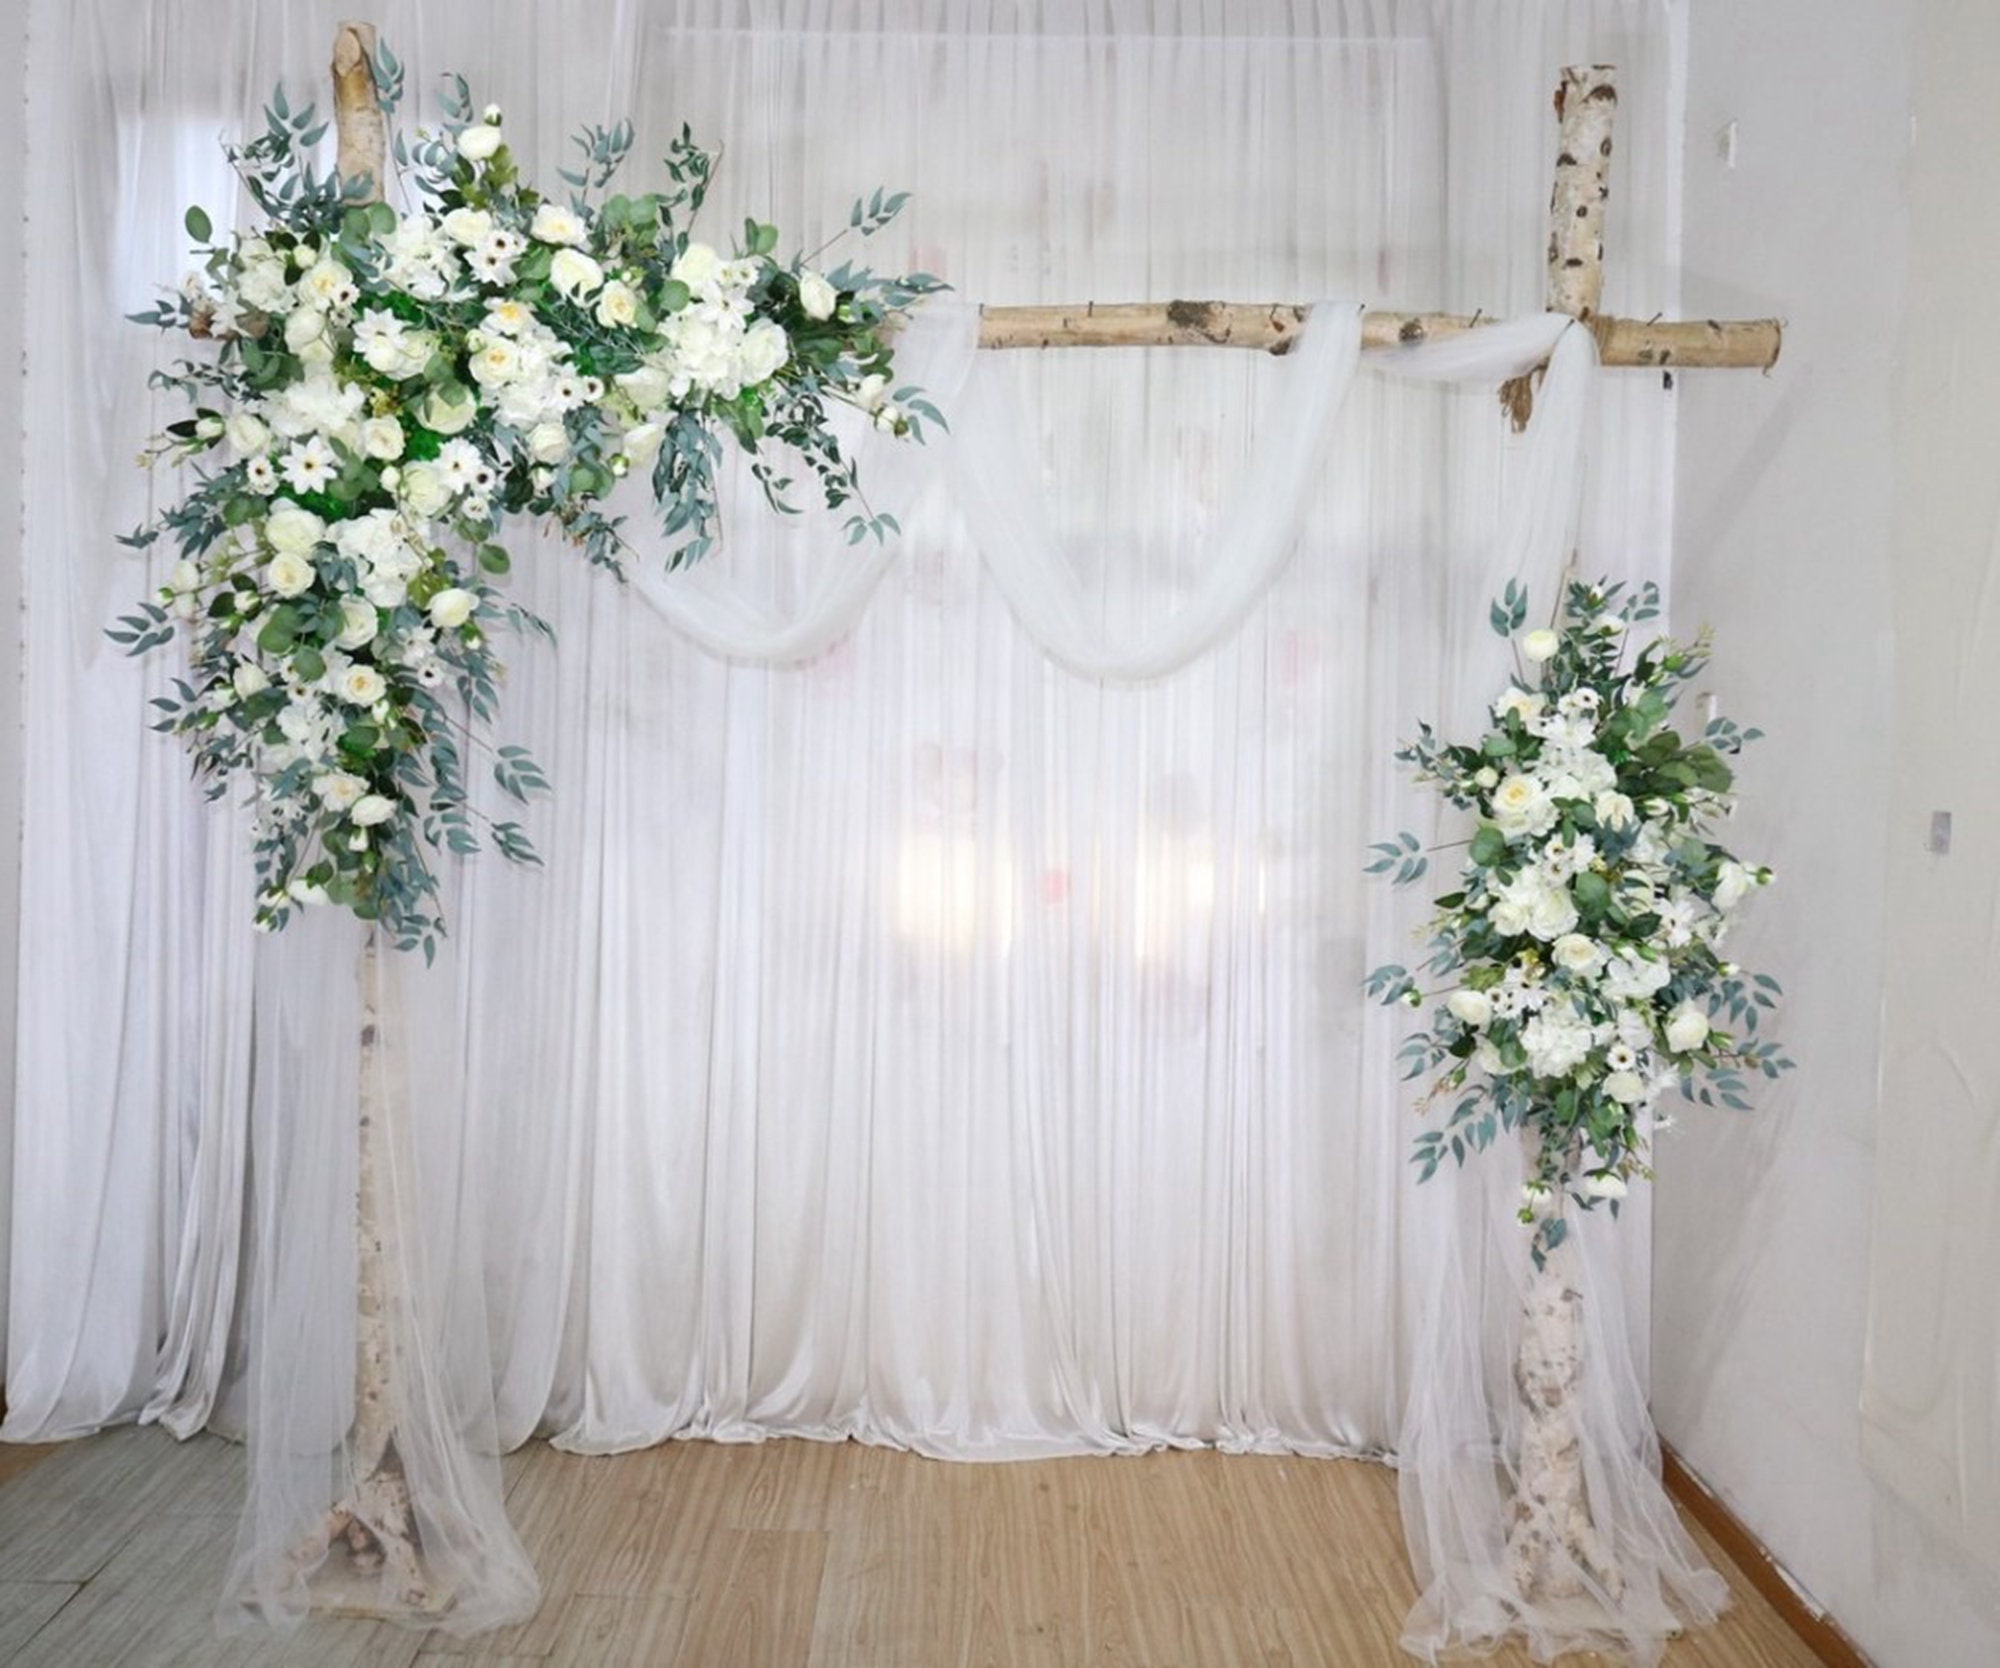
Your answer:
[1861,0,2000,1584]
[1657,1,2000,1663]
[0,0,28,1359]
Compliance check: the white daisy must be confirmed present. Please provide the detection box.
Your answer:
[280,436,339,495]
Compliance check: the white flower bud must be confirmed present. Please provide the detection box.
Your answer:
[457,124,503,163]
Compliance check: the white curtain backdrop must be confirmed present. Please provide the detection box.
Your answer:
[7,0,1693,1653]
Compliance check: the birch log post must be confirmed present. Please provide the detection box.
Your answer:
[1503,1137,1623,1614]
[286,928,437,1611]
[286,23,442,1617]
[1501,64,1619,428]
[331,22,386,202]
[1494,79,1631,1607]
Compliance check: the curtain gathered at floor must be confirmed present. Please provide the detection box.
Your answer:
[7,0,1701,1655]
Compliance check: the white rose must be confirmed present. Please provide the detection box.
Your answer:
[1593,791,1636,831]
[335,597,379,649]
[616,364,673,412]
[1528,888,1580,942]
[1604,1070,1647,1105]
[428,587,476,630]
[739,319,791,385]
[359,416,406,461]
[265,550,315,598]
[670,240,722,292]
[349,793,398,826]
[1552,933,1601,974]
[456,125,503,164]
[468,339,521,388]
[442,208,494,247]
[1664,1004,1711,1054]
[854,372,889,413]
[314,770,367,811]
[1493,686,1546,725]
[1713,859,1753,910]
[1490,900,1531,937]
[549,247,605,300]
[282,306,330,358]
[398,462,452,518]
[594,281,641,329]
[232,662,269,699]
[227,412,271,456]
[1446,989,1493,1028]
[1490,775,1552,836]
[1582,1171,1629,1201]
[1521,628,1561,663]
[530,203,587,246]
[797,268,837,321]
[335,664,387,706]
[420,387,478,436]
[621,422,664,469]
[524,420,569,464]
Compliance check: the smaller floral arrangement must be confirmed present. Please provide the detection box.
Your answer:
[1366,578,1792,1262]
[112,45,944,958]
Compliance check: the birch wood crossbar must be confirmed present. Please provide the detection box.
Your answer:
[976,301,1783,368]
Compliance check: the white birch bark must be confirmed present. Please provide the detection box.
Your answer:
[976,302,1779,368]
[1505,1135,1623,1606]
[1502,63,1619,429]
[285,928,441,1612]
[286,31,442,1615]
[331,22,386,202]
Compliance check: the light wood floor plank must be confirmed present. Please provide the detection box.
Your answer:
[673,1528,827,1665]
[546,1590,691,1666]
[807,1443,968,1665]
[0,1426,241,1583]
[0,1440,62,1490]
[8,1511,424,1668]
[0,1581,79,1660]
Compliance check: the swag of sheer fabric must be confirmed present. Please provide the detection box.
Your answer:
[8,0,1713,1658]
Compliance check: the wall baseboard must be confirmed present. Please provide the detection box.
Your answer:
[1662,1444,1871,1667]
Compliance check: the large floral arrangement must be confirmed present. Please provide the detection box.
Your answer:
[112,46,943,957]
[1366,578,1792,1262]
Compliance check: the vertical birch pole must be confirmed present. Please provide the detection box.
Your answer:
[332,22,386,201]
[1503,76,1627,1601]
[1504,1139,1623,1605]
[1501,65,1618,429]
[288,22,440,1613]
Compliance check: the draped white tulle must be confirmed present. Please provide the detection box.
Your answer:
[7,0,1706,1657]
[220,914,538,1633]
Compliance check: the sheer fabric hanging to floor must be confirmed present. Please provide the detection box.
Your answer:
[8,0,1692,1653]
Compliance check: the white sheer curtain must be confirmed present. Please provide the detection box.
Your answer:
[7,0,1691,1653]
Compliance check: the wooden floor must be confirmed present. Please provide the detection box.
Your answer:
[0,1427,1824,1667]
